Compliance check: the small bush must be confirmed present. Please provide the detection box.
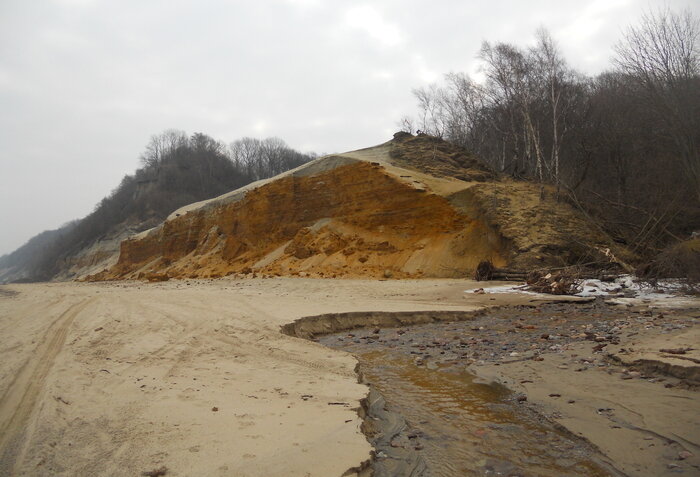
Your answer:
[638,239,700,290]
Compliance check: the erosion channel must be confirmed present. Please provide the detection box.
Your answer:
[313,302,640,477]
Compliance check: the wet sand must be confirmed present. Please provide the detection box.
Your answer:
[0,278,698,476]
[319,301,700,476]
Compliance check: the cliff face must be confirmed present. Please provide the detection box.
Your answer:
[97,160,507,280]
[89,135,633,281]
[53,224,153,281]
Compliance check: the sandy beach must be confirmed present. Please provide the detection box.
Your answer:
[0,278,488,476]
[0,278,698,476]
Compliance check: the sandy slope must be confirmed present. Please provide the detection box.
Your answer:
[0,279,697,476]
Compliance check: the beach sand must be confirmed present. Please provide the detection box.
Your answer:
[0,278,697,476]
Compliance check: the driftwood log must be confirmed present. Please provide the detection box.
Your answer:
[474,261,527,281]
[526,270,581,295]
[474,260,620,283]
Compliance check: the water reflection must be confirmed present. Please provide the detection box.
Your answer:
[321,334,613,476]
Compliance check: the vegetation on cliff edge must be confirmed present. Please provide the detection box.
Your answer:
[0,131,315,282]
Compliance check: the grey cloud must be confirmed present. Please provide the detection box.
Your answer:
[1,0,698,254]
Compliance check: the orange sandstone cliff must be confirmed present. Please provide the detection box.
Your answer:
[89,134,632,281]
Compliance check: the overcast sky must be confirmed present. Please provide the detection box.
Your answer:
[0,0,697,255]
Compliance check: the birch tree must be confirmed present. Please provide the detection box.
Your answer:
[614,8,700,200]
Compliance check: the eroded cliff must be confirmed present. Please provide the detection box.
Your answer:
[89,135,632,281]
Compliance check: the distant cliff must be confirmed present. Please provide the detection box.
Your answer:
[0,132,314,283]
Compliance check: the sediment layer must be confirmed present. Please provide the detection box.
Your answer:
[92,160,508,280]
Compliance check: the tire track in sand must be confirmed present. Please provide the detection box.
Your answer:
[0,297,95,475]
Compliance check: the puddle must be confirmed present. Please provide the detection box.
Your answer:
[317,304,628,476]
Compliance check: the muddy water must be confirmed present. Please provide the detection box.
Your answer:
[318,304,623,476]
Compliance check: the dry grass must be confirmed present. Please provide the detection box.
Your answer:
[639,238,700,292]
[389,133,494,182]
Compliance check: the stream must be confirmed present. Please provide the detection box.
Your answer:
[318,302,627,476]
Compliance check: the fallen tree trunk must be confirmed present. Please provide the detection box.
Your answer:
[474,260,621,282]
[475,261,536,281]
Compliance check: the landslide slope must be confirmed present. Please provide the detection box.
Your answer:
[91,134,633,280]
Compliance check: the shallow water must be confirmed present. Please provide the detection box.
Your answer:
[319,311,617,476]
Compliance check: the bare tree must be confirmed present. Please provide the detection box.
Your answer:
[230,137,311,180]
[614,8,698,84]
[441,72,486,149]
[614,8,700,200]
[261,137,288,177]
[413,84,449,137]
[530,28,570,190]
[480,41,549,180]
[139,129,187,168]
[230,137,263,178]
